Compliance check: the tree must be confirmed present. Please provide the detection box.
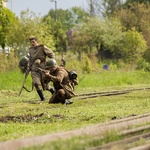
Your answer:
[43,7,89,57]
[70,7,89,24]
[70,23,92,60]
[119,28,147,64]
[113,3,150,56]
[125,0,150,6]
[46,7,89,31]
[8,9,55,57]
[102,18,124,60]
[86,0,124,18]
[71,17,124,60]
[102,0,124,17]
[0,6,18,50]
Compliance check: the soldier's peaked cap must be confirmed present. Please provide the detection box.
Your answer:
[29,35,38,41]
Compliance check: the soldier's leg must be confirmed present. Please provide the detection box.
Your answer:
[49,91,60,103]
[46,86,55,95]
[33,82,45,101]
[37,89,45,101]
[57,89,73,104]
[62,89,74,105]
[49,87,55,94]
[45,83,55,95]
[49,89,65,104]
[32,72,45,101]
[57,89,66,104]
[49,89,73,104]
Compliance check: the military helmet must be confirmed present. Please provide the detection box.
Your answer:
[46,59,57,68]
[69,70,78,80]
[18,56,29,73]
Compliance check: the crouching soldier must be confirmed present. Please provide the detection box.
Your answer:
[43,59,78,105]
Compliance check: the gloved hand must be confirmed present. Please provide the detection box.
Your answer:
[35,59,41,65]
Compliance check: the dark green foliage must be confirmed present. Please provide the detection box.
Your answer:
[0,7,18,49]
[136,59,150,71]
[125,0,150,5]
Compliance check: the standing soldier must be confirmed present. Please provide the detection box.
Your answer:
[27,36,55,101]
[43,59,78,105]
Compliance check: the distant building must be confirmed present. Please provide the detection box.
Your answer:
[0,47,11,56]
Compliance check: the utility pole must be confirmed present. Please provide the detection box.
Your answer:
[10,0,12,11]
[90,0,94,17]
[50,0,58,52]
[50,0,57,21]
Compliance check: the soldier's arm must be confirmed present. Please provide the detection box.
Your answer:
[72,78,78,85]
[45,71,65,83]
[43,46,55,59]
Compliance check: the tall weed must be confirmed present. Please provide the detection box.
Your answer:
[0,51,19,72]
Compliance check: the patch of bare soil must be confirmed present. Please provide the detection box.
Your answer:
[0,113,150,150]
[0,90,17,96]
[0,113,65,123]
[0,113,44,123]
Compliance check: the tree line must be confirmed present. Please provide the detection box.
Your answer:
[0,0,150,71]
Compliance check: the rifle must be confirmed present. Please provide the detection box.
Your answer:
[37,67,49,73]
[37,67,50,91]
[18,71,30,96]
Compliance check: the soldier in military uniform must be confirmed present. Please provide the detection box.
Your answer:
[43,59,78,104]
[27,36,55,101]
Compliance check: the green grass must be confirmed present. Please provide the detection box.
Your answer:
[1,69,150,92]
[0,69,150,149]
[0,90,150,141]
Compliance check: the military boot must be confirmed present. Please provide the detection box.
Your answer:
[64,99,73,105]
[49,87,55,95]
[37,90,45,101]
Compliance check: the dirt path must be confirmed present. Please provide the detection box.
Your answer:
[0,113,150,150]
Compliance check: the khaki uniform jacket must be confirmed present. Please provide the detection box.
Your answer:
[28,44,55,87]
[49,66,76,97]
[28,44,55,70]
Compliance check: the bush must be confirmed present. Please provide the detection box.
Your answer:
[136,59,150,71]
[0,51,19,72]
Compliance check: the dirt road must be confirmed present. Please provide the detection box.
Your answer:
[0,113,150,150]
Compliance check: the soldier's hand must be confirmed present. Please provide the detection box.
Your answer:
[45,71,50,76]
[26,67,30,73]
[35,59,41,65]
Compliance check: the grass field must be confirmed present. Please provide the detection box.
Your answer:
[0,69,150,149]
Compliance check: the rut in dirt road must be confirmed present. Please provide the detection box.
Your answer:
[0,113,150,150]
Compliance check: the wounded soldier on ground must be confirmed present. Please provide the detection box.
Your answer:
[43,59,78,105]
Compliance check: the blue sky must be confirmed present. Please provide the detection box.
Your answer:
[6,0,88,17]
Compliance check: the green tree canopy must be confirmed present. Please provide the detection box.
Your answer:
[88,0,124,18]
[71,17,124,60]
[8,9,55,57]
[119,28,147,63]
[113,3,150,51]
[125,0,150,6]
[43,7,89,55]
[0,7,18,49]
